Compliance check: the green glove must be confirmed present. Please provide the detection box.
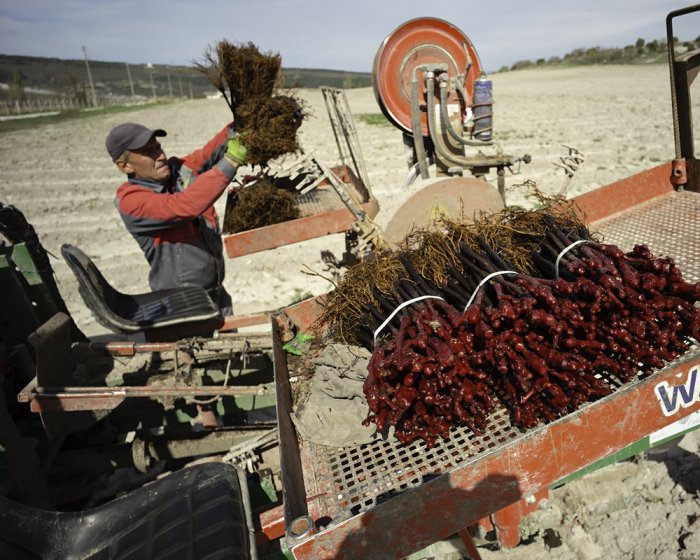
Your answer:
[225,136,248,165]
[282,333,315,356]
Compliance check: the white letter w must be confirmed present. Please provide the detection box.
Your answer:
[655,366,698,417]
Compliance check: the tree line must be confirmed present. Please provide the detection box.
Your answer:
[0,54,372,106]
[501,36,700,72]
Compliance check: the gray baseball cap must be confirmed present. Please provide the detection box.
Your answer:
[105,122,166,161]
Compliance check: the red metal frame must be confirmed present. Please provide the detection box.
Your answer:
[257,504,287,545]
[17,382,273,413]
[17,314,273,413]
[570,162,673,224]
[223,202,376,258]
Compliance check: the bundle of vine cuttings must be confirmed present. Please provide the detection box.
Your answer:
[195,40,306,166]
[317,189,700,447]
[223,176,300,233]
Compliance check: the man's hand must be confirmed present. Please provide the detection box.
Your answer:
[225,136,248,165]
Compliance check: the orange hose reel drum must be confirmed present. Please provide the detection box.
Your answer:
[372,17,482,137]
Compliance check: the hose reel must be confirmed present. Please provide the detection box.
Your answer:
[372,17,530,198]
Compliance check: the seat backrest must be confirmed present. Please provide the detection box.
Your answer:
[60,244,135,332]
[61,244,120,307]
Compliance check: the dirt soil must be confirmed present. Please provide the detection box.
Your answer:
[1,64,700,559]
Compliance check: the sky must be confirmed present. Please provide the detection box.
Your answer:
[1,1,699,73]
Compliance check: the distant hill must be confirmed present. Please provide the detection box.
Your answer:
[5,34,698,104]
[0,54,372,102]
[499,36,700,72]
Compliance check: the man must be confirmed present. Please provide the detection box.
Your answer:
[105,122,247,315]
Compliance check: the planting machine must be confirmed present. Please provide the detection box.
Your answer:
[1,5,699,560]
[271,8,700,559]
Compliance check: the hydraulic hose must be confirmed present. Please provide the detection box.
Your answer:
[438,78,493,147]
[426,73,507,170]
[410,67,430,180]
[425,72,474,169]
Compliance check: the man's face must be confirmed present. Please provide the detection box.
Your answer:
[117,137,171,183]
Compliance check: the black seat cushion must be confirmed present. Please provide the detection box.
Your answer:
[0,462,253,560]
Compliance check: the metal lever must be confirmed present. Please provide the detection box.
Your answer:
[555,145,585,196]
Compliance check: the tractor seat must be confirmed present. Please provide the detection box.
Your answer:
[61,244,222,335]
[0,462,256,560]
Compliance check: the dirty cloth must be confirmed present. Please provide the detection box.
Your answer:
[291,343,384,447]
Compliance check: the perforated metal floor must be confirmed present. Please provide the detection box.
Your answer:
[297,190,700,522]
[594,190,700,283]
[295,186,346,217]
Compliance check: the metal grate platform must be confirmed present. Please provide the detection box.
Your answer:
[593,190,700,282]
[321,404,519,517]
[293,190,700,524]
[295,185,348,218]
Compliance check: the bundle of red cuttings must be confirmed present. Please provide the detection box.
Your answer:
[363,242,700,447]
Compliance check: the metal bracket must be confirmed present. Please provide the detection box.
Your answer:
[314,159,390,256]
[223,428,279,473]
[671,158,687,187]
